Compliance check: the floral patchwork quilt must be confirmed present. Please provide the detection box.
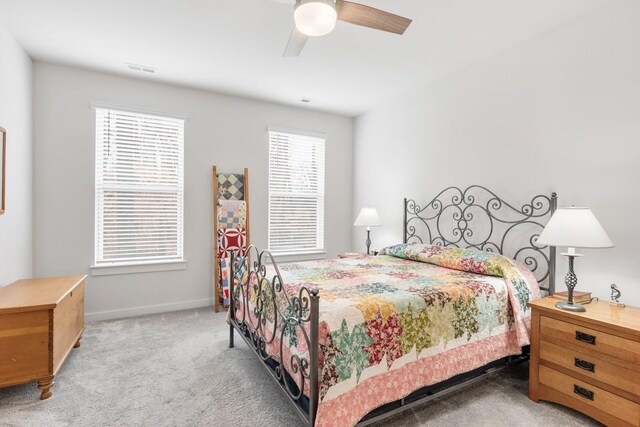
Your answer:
[233,244,541,427]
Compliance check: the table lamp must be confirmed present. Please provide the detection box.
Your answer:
[354,207,381,255]
[537,207,614,312]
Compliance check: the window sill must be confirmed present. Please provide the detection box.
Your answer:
[90,260,187,276]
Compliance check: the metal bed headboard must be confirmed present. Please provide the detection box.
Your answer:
[403,186,557,293]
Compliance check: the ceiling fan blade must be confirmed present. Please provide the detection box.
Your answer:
[336,0,412,35]
[283,26,309,57]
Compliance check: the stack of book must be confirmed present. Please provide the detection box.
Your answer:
[552,290,592,304]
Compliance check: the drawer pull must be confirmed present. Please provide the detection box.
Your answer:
[574,358,595,373]
[574,385,595,401]
[575,331,596,345]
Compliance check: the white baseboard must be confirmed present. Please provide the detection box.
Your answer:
[85,298,214,322]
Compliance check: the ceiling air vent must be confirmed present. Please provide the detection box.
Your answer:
[127,63,157,74]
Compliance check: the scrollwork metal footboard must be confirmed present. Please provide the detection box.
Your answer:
[403,186,557,293]
[228,246,320,426]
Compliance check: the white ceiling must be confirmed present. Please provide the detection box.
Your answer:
[0,0,612,116]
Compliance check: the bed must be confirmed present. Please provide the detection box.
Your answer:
[227,186,557,427]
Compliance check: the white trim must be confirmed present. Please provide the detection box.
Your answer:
[90,260,187,276]
[85,298,212,322]
[90,101,188,121]
[272,250,326,257]
[273,251,328,263]
[268,125,327,139]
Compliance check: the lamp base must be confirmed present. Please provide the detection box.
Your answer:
[555,300,586,312]
[365,229,371,256]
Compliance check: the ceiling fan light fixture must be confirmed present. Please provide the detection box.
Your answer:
[294,0,337,37]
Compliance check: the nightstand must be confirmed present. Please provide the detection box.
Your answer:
[338,252,364,259]
[528,297,640,427]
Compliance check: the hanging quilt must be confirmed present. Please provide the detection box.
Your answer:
[218,200,247,229]
[220,257,231,309]
[217,227,247,259]
[218,173,245,200]
[219,255,247,309]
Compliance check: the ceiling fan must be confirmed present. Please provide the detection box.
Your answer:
[279,0,412,57]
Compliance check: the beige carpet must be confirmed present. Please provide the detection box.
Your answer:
[0,308,601,426]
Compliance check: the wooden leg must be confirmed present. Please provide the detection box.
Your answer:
[38,376,55,400]
[74,337,82,348]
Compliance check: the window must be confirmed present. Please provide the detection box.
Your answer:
[95,108,184,266]
[268,129,325,255]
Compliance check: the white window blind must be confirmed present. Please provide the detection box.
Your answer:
[268,129,325,254]
[95,108,184,266]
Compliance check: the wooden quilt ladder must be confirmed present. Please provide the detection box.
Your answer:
[212,166,250,312]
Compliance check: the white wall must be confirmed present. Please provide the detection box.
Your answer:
[353,1,640,305]
[0,28,33,286]
[33,63,353,320]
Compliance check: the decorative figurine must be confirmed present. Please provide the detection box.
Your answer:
[610,283,625,308]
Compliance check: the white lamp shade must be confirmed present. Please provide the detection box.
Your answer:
[537,207,614,249]
[294,0,337,37]
[354,207,382,227]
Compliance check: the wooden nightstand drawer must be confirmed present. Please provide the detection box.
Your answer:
[540,340,640,399]
[539,365,640,426]
[540,315,640,365]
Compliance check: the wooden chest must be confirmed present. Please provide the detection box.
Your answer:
[529,297,640,426]
[0,275,86,399]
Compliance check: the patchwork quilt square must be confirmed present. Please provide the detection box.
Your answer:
[218,200,246,229]
[217,227,247,259]
[218,173,245,200]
